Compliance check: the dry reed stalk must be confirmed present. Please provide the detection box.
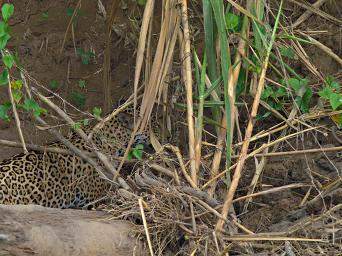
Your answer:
[60,0,82,55]
[287,0,342,26]
[139,0,172,129]
[207,19,248,197]
[242,147,268,211]
[204,125,319,190]
[223,236,324,242]
[133,0,155,124]
[292,0,328,28]
[216,1,283,232]
[103,0,120,113]
[165,145,198,189]
[207,115,227,197]
[232,183,308,203]
[7,74,27,153]
[138,198,154,256]
[304,34,342,66]
[180,0,197,185]
[115,0,179,176]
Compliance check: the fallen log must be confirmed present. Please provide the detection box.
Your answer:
[0,205,146,256]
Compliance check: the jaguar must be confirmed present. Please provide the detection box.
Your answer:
[0,104,151,208]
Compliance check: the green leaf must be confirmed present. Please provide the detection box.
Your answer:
[132,144,144,160]
[72,121,81,130]
[318,86,332,100]
[83,119,89,126]
[49,80,60,90]
[42,12,49,19]
[1,4,14,22]
[11,79,22,90]
[136,0,147,6]
[0,102,11,121]
[79,79,86,88]
[274,87,287,98]
[22,98,39,111]
[92,106,102,118]
[77,48,95,65]
[22,98,47,117]
[301,87,313,113]
[279,47,295,59]
[225,12,242,31]
[0,33,10,50]
[329,93,342,110]
[0,68,8,85]
[71,90,86,108]
[261,86,273,100]
[288,78,309,96]
[3,53,14,68]
[325,76,340,90]
[330,80,340,91]
[66,8,74,17]
[0,21,8,37]
[12,89,22,103]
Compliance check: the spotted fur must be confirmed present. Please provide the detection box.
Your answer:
[0,107,150,208]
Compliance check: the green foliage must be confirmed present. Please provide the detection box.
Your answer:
[287,78,312,113]
[0,68,8,85]
[71,90,86,108]
[92,106,102,118]
[1,4,14,22]
[0,102,11,121]
[78,79,86,88]
[127,144,144,160]
[49,80,60,90]
[260,85,287,119]
[3,53,13,68]
[77,48,95,65]
[66,7,82,24]
[11,80,23,103]
[42,12,48,19]
[83,119,89,126]
[72,121,81,130]
[136,0,147,6]
[22,98,47,117]
[279,47,295,59]
[319,77,342,111]
[225,12,242,32]
[0,21,10,50]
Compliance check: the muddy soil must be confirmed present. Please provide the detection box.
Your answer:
[0,0,137,160]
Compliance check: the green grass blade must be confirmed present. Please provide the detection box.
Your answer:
[210,0,232,167]
[202,76,222,99]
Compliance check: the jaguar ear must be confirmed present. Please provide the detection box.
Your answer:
[117,112,134,129]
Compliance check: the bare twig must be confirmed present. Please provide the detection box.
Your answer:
[0,139,88,155]
[166,145,198,189]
